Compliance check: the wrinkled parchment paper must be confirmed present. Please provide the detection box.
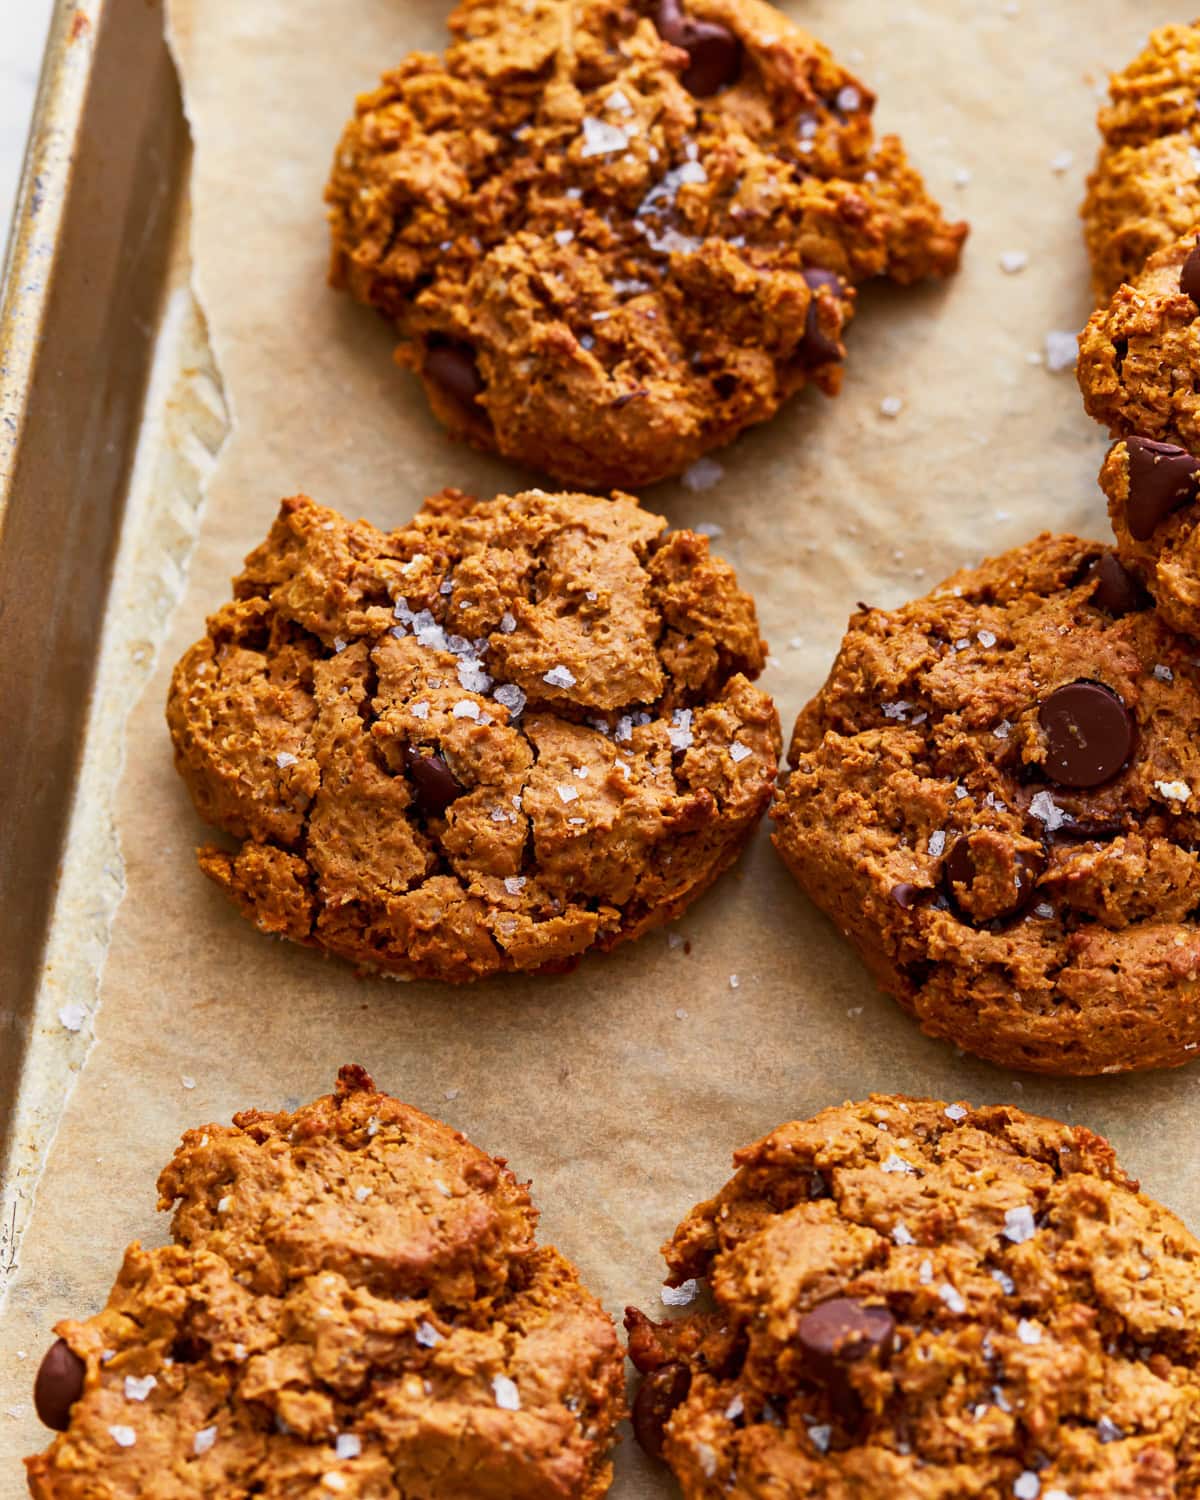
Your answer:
[3,2,1198,1492]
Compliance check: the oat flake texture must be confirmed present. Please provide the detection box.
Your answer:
[772,532,1200,1076]
[626,1094,1200,1499]
[25,1066,626,1498]
[167,489,780,982]
[325,0,966,489]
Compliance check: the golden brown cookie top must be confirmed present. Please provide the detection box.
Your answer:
[1083,20,1200,301]
[26,1067,626,1499]
[772,532,1200,1075]
[156,1062,538,1303]
[1078,232,1200,454]
[326,0,966,488]
[626,1095,1200,1500]
[167,490,780,983]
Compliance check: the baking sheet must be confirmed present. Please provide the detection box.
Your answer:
[2,1,1197,1493]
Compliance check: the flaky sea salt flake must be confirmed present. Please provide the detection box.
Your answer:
[543,665,577,689]
[194,1426,217,1455]
[58,1002,87,1033]
[681,457,724,491]
[109,1426,137,1449]
[493,1375,521,1411]
[1003,1205,1037,1244]
[1029,790,1070,832]
[661,1279,698,1307]
[939,1283,966,1314]
[580,116,629,158]
[124,1375,156,1402]
[1044,331,1077,372]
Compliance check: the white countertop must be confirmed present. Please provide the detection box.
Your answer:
[1,0,55,264]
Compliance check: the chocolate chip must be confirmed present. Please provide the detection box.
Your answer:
[1086,553,1144,617]
[1125,436,1200,541]
[1038,681,1134,789]
[34,1339,85,1432]
[655,0,742,96]
[404,747,465,815]
[797,268,844,368]
[943,833,1044,923]
[632,1361,691,1460]
[1181,237,1200,304]
[890,882,926,910]
[797,1298,894,1417]
[422,340,484,410]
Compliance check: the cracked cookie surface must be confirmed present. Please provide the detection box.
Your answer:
[1077,23,1200,631]
[325,0,966,490]
[25,1065,626,1499]
[771,533,1200,1075]
[167,489,780,983]
[625,1094,1200,1500]
[1082,20,1200,305]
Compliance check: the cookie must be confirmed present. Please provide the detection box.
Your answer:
[167,489,780,983]
[1082,21,1200,303]
[625,1094,1200,1500]
[771,531,1200,1076]
[325,0,967,490]
[1099,436,1200,637]
[1077,24,1200,629]
[26,1065,625,1498]
[1077,232,1200,460]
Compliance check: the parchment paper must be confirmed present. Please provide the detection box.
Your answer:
[3,2,1198,1493]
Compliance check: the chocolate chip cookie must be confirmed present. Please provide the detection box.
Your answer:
[771,531,1200,1076]
[325,0,967,490]
[26,1065,625,1498]
[167,489,780,983]
[625,1094,1200,1500]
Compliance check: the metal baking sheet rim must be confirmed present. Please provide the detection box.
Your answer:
[0,0,228,1306]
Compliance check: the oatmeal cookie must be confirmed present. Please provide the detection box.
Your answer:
[25,1065,626,1499]
[625,1094,1200,1500]
[1078,232,1200,462]
[1077,25,1200,627]
[1099,435,1200,638]
[167,490,780,982]
[326,0,966,490]
[771,532,1200,1076]
[1082,20,1200,304]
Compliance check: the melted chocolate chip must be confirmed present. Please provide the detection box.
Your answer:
[1038,681,1135,789]
[1086,553,1145,617]
[890,882,926,910]
[943,833,1044,923]
[632,1362,692,1459]
[1125,436,1200,541]
[34,1339,85,1432]
[797,1298,895,1419]
[423,340,484,410]
[404,747,465,815]
[1181,237,1200,304]
[655,0,742,96]
[797,268,844,368]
